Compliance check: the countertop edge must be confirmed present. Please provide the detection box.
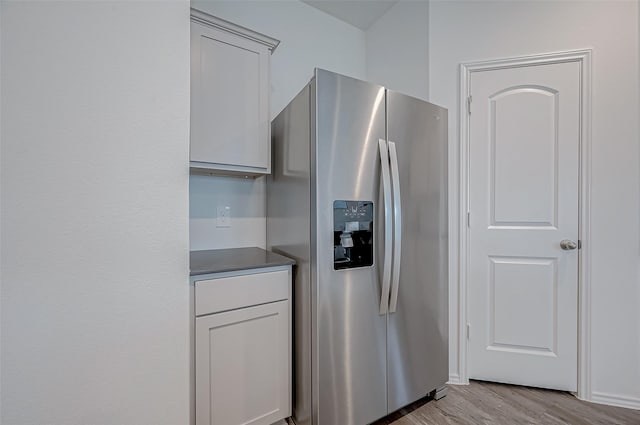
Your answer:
[189,247,296,277]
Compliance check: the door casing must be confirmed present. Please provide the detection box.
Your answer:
[456,49,592,400]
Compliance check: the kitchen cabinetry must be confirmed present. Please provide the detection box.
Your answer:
[190,10,279,177]
[192,259,292,425]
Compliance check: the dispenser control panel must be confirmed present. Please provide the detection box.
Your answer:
[333,200,373,270]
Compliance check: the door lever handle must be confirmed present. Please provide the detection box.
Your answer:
[560,239,577,250]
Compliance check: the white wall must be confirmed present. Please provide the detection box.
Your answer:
[189,0,367,251]
[0,2,191,424]
[366,0,429,100]
[430,0,640,406]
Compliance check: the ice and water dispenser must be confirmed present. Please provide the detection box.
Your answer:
[333,200,374,270]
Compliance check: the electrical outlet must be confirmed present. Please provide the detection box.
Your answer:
[216,206,231,227]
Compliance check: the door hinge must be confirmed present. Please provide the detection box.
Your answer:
[466,323,470,340]
[467,95,472,115]
[467,211,471,228]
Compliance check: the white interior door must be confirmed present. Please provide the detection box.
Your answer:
[467,60,580,391]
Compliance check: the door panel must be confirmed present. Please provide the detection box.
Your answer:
[190,22,268,169]
[314,70,387,425]
[195,302,289,425]
[489,256,557,353]
[490,87,558,226]
[386,91,449,413]
[468,61,580,391]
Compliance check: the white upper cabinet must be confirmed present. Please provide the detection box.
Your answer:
[190,10,279,176]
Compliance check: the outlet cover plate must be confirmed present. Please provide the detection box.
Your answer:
[216,206,231,227]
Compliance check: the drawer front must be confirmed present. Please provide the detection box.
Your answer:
[195,269,289,316]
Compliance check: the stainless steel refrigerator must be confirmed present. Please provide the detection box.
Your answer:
[267,69,448,425]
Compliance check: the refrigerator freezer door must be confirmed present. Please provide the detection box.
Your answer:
[386,91,449,413]
[314,70,388,425]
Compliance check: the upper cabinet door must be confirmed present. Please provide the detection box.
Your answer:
[190,12,278,176]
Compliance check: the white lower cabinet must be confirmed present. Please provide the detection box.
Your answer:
[194,268,291,425]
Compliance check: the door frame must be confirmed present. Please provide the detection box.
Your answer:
[457,49,593,400]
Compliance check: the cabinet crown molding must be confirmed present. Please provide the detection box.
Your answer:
[190,8,280,53]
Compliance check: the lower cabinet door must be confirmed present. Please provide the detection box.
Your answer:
[195,301,290,425]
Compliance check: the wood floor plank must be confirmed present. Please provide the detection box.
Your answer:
[381,381,640,425]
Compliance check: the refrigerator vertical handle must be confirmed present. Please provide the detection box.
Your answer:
[378,139,392,315]
[388,141,402,313]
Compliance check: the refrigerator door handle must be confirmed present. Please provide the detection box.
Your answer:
[378,139,393,315]
[388,141,402,313]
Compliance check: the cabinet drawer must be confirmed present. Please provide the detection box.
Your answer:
[195,269,289,316]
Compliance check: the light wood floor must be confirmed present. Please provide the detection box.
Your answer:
[376,380,640,425]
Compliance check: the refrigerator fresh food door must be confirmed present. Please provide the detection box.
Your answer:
[314,69,388,425]
[386,90,449,414]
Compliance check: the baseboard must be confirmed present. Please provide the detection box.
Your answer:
[590,392,640,411]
